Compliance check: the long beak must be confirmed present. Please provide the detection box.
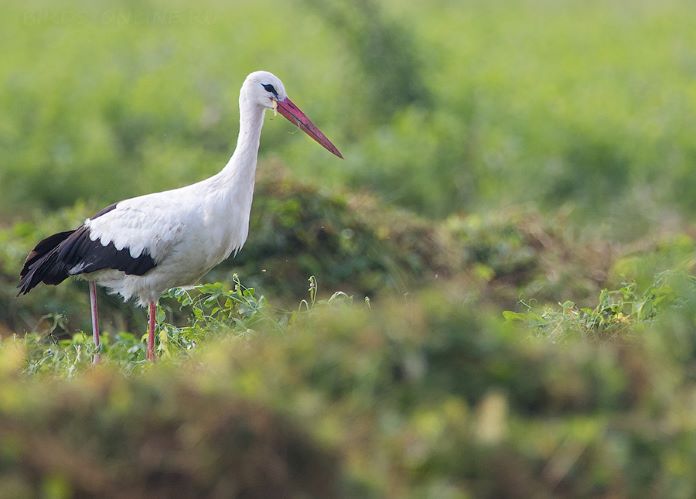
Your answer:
[275,97,343,158]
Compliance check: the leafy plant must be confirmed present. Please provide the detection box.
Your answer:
[504,271,695,340]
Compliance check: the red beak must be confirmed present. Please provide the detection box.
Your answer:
[276,98,343,159]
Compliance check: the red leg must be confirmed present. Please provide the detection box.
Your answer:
[89,281,101,364]
[147,301,157,361]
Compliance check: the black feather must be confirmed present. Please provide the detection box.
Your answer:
[20,230,74,278]
[17,203,156,295]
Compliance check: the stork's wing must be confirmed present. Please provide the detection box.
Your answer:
[84,194,185,265]
[18,194,184,294]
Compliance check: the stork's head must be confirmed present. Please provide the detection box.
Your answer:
[242,70,343,158]
[244,71,288,106]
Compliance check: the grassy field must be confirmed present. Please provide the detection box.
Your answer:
[2,0,696,497]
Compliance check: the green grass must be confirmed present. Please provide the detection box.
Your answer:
[4,269,696,497]
[1,0,695,224]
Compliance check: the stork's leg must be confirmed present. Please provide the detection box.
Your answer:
[89,281,101,364]
[147,301,157,361]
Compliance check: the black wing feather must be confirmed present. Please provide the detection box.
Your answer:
[17,204,156,295]
[20,230,74,278]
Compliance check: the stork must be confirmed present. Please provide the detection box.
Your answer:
[18,71,342,362]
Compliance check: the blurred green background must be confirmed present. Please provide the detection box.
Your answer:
[2,0,696,497]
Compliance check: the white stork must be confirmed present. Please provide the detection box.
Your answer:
[18,70,342,361]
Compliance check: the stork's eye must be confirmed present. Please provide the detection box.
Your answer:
[262,83,278,97]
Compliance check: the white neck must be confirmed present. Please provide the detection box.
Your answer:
[199,91,266,257]
[218,94,266,184]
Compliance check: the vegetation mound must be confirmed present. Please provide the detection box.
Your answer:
[0,345,340,498]
[3,275,696,497]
